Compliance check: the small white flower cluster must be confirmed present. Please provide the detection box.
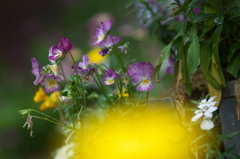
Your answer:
[191,96,218,130]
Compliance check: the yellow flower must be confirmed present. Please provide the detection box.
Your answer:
[118,88,129,98]
[33,87,47,102]
[87,47,108,64]
[33,87,61,111]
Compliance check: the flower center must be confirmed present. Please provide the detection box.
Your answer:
[106,79,114,85]
[49,79,56,86]
[100,35,105,41]
[142,79,149,84]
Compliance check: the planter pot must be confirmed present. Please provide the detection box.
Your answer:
[219,80,240,155]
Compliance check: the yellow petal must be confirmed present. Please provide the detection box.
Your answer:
[33,87,47,103]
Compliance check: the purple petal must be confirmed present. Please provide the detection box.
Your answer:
[193,8,201,15]
[58,37,72,52]
[106,35,120,45]
[128,62,141,77]
[99,48,110,56]
[118,46,127,54]
[131,73,143,84]
[82,55,90,66]
[166,66,174,74]
[102,20,112,32]
[168,55,175,65]
[136,82,153,92]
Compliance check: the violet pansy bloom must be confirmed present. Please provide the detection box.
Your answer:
[40,74,61,93]
[48,46,63,62]
[102,68,118,85]
[128,62,154,92]
[48,37,72,62]
[98,35,120,56]
[92,20,112,45]
[58,37,72,52]
[72,55,96,80]
[31,58,45,85]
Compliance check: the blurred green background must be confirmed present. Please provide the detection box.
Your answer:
[0,0,176,158]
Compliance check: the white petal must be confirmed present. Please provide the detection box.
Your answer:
[194,110,202,114]
[208,96,216,103]
[200,119,214,130]
[204,111,213,118]
[207,106,218,113]
[191,112,203,122]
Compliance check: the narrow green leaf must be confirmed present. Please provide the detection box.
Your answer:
[153,64,161,83]
[204,1,217,31]
[193,14,215,23]
[212,25,226,87]
[158,31,183,65]
[181,40,192,96]
[227,42,240,62]
[192,143,209,152]
[187,27,200,81]
[158,42,172,64]
[218,130,240,141]
[190,134,206,145]
[200,41,222,89]
[227,52,240,78]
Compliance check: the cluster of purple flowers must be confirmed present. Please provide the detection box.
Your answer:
[72,55,96,81]
[92,20,127,56]
[31,20,155,94]
[31,37,72,93]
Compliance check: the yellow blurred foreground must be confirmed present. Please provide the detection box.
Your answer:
[74,104,188,159]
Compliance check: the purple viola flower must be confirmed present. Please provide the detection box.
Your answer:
[48,46,63,62]
[92,20,112,45]
[72,55,96,80]
[58,37,72,52]
[193,8,201,15]
[118,46,127,54]
[48,37,72,62]
[98,35,120,56]
[77,55,96,74]
[31,58,45,85]
[40,74,61,93]
[128,62,154,92]
[102,68,118,85]
[166,55,175,74]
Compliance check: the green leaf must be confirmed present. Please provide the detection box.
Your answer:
[227,42,240,62]
[192,143,209,152]
[218,130,240,141]
[227,52,240,78]
[204,1,217,31]
[193,14,215,23]
[190,134,206,145]
[158,31,182,65]
[200,40,222,89]
[212,25,226,87]
[224,146,235,153]
[179,39,192,96]
[187,27,200,81]
[153,64,161,83]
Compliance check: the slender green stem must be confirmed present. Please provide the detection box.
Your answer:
[31,116,76,131]
[29,109,60,123]
[59,62,67,83]
[109,34,126,72]
[69,51,82,84]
